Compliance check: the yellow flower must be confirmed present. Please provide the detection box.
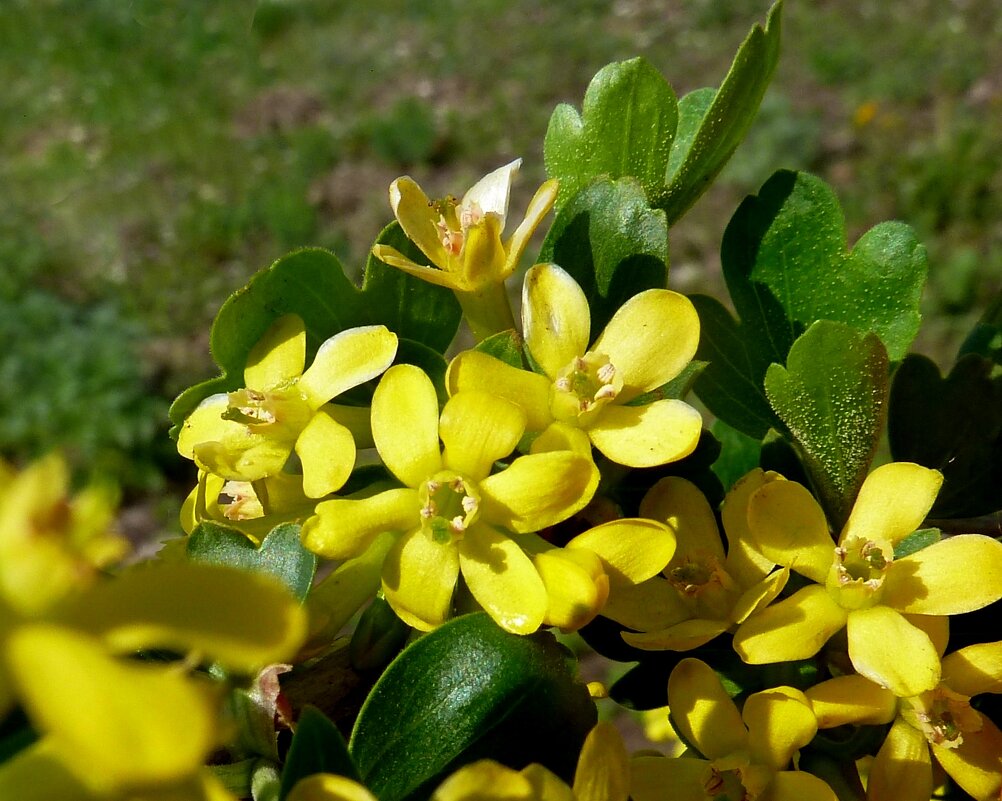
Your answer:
[733,462,1002,698]
[600,471,788,651]
[632,659,837,801]
[448,263,703,468]
[302,363,599,634]
[178,314,396,499]
[807,637,1002,801]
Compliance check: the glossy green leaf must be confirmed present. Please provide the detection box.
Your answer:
[657,1,783,225]
[349,596,411,672]
[188,522,317,603]
[892,528,942,560]
[544,57,677,210]
[474,329,526,369]
[538,177,668,337]
[349,613,596,801]
[765,321,889,528]
[888,353,1002,517]
[170,229,461,435]
[279,706,360,801]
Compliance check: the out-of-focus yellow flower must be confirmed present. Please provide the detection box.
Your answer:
[807,638,1002,801]
[733,462,1002,698]
[448,263,703,468]
[178,314,395,499]
[601,471,788,651]
[302,363,599,634]
[631,659,836,801]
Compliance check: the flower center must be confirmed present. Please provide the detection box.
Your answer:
[826,535,893,609]
[550,352,623,426]
[218,480,264,521]
[419,470,481,543]
[222,385,311,435]
[904,687,982,749]
[703,755,770,801]
[433,196,483,257]
[667,555,739,620]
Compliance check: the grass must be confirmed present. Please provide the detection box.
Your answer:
[1,0,1000,491]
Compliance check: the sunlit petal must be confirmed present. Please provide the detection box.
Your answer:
[534,548,608,632]
[630,755,710,801]
[730,567,790,624]
[460,214,506,288]
[747,480,834,583]
[592,289,700,400]
[288,774,380,801]
[942,642,1002,698]
[522,263,590,379]
[463,158,520,219]
[372,364,443,487]
[521,764,575,801]
[382,527,459,631]
[567,518,676,587]
[295,411,355,498]
[720,468,780,587]
[932,714,1002,801]
[588,399,702,468]
[371,246,458,289]
[883,535,1002,615]
[668,658,747,760]
[529,422,593,456]
[846,606,940,697]
[302,489,418,560]
[431,759,534,800]
[388,176,450,267]
[299,326,398,410]
[504,180,559,274]
[868,717,933,801]
[177,394,239,459]
[440,391,525,481]
[446,350,553,431]
[641,476,723,563]
[805,674,897,728]
[743,687,816,770]
[623,618,730,651]
[840,462,942,546]
[758,770,837,801]
[733,585,847,664]
[600,576,690,631]
[244,314,306,389]
[573,721,630,801]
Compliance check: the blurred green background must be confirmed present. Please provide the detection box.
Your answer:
[2,0,1000,524]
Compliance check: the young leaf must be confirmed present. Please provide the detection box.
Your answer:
[279,706,360,800]
[538,177,668,338]
[188,522,317,603]
[349,613,596,801]
[657,0,783,225]
[765,321,889,528]
[544,57,677,210]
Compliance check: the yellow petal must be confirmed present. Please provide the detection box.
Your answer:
[640,476,724,564]
[730,567,790,624]
[299,325,398,410]
[328,403,374,449]
[942,641,1002,698]
[932,713,1002,801]
[57,561,308,672]
[630,755,710,801]
[462,159,520,221]
[389,176,450,268]
[458,524,547,635]
[567,518,676,587]
[371,245,459,289]
[591,289,700,401]
[733,585,848,664]
[743,687,817,770]
[805,674,897,728]
[460,213,507,289]
[759,771,838,801]
[529,422,593,456]
[720,468,780,587]
[287,774,380,801]
[623,618,730,651]
[7,625,217,792]
[302,489,419,560]
[520,764,575,801]
[868,716,933,801]
[534,547,608,631]
[587,399,702,468]
[668,658,747,760]
[0,740,100,801]
[883,535,1002,615]
[840,462,942,546]
[522,263,591,379]
[244,314,306,390]
[846,606,941,697]
[382,527,459,631]
[573,721,630,801]
[372,364,442,487]
[504,179,558,275]
[177,394,242,460]
[479,451,598,533]
[431,760,534,800]
[904,613,950,658]
[747,479,834,584]
[440,391,526,481]
[600,576,690,632]
[446,350,553,431]
[295,411,355,498]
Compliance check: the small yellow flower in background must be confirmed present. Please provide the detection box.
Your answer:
[602,471,788,651]
[807,639,1002,801]
[448,262,703,468]
[302,363,599,634]
[732,462,1002,698]
[178,314,396,500]
[631,659,837,801]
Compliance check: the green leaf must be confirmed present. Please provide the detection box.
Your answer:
[657,0,783,225]
[349,613,596,801]
[279,706,360,801]
[170,234,461,435]
[544,57,677,210]
[539,177,668,338]
[958,290,1002,366]
[888,354,1002,517]
[893,528,942,560]
[474,329,526,369]
[349,596,411,671]
[710,418,763,492]
[188,522,317,603]
[765,321,889,528]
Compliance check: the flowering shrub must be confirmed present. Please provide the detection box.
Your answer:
[3,3,1002,800]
